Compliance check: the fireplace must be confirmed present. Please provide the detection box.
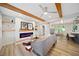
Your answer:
[20,32,33,38]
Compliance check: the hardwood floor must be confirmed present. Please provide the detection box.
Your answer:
[0,36,79,56]
[0,43,15,56]
[48,36,79,56]
[0,43,34,56]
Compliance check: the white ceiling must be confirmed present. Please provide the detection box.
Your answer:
[9,3,59,22]
[1,3,79,24]
[62,3,79,19]
[0,6,31,20]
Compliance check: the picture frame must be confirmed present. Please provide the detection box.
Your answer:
[27,23,33,30]
[20,22,33,30]
[20,22,28,30]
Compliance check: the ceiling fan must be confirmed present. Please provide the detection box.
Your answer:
[39,5,57,16]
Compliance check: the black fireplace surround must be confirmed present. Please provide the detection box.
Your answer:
[20,32,33,38]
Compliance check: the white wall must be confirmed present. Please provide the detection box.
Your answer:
[44,24,50,36]
[34,21,50,37]
[2,14,15,46]
[0,12,2,50]
[15,17,33,41]
[0,6,51,46]
[0,7,34,45]
[15,18,21,41]
[2,14,35,45]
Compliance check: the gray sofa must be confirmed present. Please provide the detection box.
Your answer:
[31,34,57,56]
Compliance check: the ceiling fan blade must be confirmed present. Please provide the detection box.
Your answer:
[48,11,57,13]
[45,7,48,12]
[39,5,45,12]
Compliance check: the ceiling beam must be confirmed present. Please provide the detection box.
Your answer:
[55,3,63,18]
[0,3,46,22]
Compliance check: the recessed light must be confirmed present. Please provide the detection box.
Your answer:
[44,12,48,15]
[61,20,64,23]
[49,16,52,18]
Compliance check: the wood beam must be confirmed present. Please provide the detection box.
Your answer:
[0,3,46,22]
[55,3,63,18]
